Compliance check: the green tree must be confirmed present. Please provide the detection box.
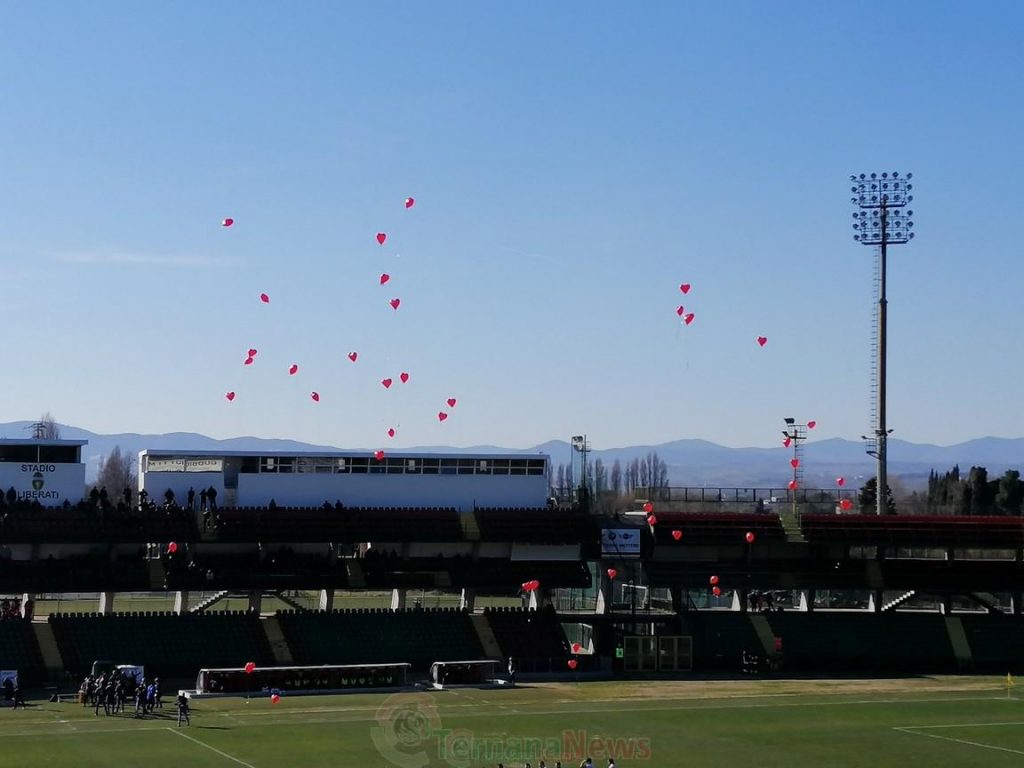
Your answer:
[967,466,994,516]
[858,476,896,514]
[996,469,1024,515]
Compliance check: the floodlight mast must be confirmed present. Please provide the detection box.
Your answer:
[851,172,915,515]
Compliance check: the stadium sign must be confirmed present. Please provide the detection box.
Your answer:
[601,528,641,558]
[0,462,85,504]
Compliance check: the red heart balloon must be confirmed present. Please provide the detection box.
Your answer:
[221,218,234,227]
[168,542,178,554]
[405,197,415,209]
[745,531,755,543]
[572,642,582,653]
[376,232,387,245]
[790,458,799,468]
[400,372,409,383]
[244,662,255,674]
[438,411,448,422]
[807,420,817,429]
[788,480,797,491]
[757,336,767,347]
[225,391,235,401]
[671,529,682,541]
[271,694,280,704]
[260,293,270,303]
[712,586,721,596]
[244,357,254,366]
[684,313,695,325]
[247,348,258,358]
[348,352,358,362]
[567,659,578,670]
[447,398,457,408]
[840,498,853,510]
[676,305,685,317]
[289,364,299,375]
[390,298,401,310]
[836,476,845,487]
[380,273,390,285]
[310,391,320,402]
[783,438,792,448]
[642,501,654,513]
[607,568,617,580]
[381,378,392,389]
[387,428,395,438]
[679,283,691,294]
[709,575,719,585]
[647,514,657,526]
[374,450,385,461]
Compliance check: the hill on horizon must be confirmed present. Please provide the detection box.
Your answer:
[2,421,1024,488]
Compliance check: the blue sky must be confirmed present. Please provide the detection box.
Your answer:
[1,2,1021,451]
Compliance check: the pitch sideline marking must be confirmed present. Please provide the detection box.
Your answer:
[166,727,257,767]
[894,726,1024,757]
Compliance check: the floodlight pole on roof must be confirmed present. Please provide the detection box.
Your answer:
[571,435,589,509]
[851,172,915,515]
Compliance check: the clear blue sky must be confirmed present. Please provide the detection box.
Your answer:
[2,2,1021,451]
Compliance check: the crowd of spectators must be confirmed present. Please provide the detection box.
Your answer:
[0,597,31,621]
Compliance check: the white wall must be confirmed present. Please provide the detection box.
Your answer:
[235,473,547,510]
[139,471,224,504]
[0,463,85,505]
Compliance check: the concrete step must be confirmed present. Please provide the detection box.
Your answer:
[261,615,294,666]
[470,614,503,659]
[32,621,65,682]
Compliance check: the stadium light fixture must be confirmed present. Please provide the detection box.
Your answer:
[851,171,916,515]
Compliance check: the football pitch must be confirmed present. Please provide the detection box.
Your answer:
[3,677,1024,767]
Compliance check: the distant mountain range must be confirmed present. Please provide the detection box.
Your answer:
[3,421,1023,489]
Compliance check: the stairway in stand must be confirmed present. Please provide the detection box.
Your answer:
[778,509,805,543]
[32,621,65,683]
[261,615,294,666]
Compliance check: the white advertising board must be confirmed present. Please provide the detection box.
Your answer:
[0,463,85,504]
[601,528,642,558]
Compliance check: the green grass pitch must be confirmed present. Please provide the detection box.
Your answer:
[3,677,1024,767]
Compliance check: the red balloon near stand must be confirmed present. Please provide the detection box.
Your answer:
[244,662,255,674]
[712,586,721,597]
[271,693,281,704]
[671,529,682,541]
[642,502,654,514]
[709,575,719,586]
[567,659,578,670]
[376,232,387,245]
[167,542,178,554]
[745,531,756,544]
[606,568,617,580]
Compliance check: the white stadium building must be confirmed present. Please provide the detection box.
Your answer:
[137,449,551,510]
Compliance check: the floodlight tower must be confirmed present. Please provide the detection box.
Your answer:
[782,418,807,518]
[571,435,590,505]
[851,172,915,515]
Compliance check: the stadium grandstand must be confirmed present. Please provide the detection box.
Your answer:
[4,436,1024,699]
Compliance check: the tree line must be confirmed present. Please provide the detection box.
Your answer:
[858,465,1024,516]
[550,451,669,513]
